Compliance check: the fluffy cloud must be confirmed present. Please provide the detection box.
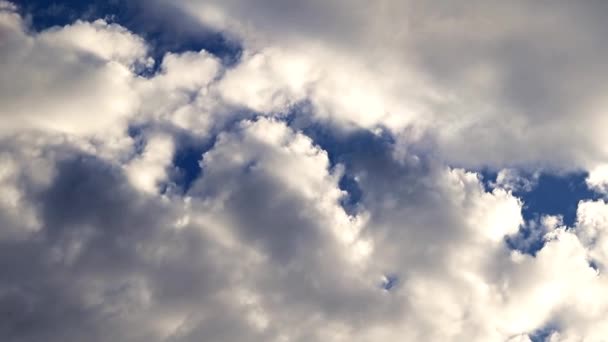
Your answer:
[586,165,608,195]
[0,7,145,138]
[2,1,608,341]
[124,133,175,193]
[176,0,608,169]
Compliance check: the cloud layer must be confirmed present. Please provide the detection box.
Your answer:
[2,1,608,341]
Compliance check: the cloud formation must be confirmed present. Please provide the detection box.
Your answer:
[1,1,608,341]
[177,0,608,169]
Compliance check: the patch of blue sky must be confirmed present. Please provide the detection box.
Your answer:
[528,323,559,342]
[299,119,395,216]
[171,138,215,194]
[380,274,399,291]
[481,169,602,255]
[261,102,605,256]
[13,0,242,70]
[481,170,600,226]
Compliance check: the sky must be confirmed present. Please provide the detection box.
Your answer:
[2,1,608,341]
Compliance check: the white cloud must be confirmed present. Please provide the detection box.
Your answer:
[217,48,316,114]
[0,7,142,138]
[153,50,220,92]
[125,133,175,194]
[575,200,608,269]
[587,165,608,195]
[37,19,150,68]
[175,0,608,170]
[494,169,538,193]
[134,49,225,136]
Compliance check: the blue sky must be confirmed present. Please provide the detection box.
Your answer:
[15,0,242,64]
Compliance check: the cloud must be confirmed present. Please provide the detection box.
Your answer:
[2,1,608,341]
[0,6,145,138]
[124,133,175,193]
[587,165,608,195]
[175,0,608,169]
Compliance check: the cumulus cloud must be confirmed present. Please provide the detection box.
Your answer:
[587,165,608,195]
[2,1,608,341]
[0,7,145,138]
[124,133,175,193]
[176,0,608,169]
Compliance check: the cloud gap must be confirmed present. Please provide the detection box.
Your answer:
[483,169,602,255]
[529,324,559,342]
[380,274,399,292]
[171,138,215,194]
[14,0,242,71]
[299,123,396,216]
